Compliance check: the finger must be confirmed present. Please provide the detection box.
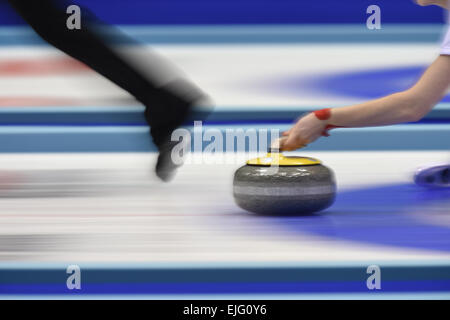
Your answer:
[278,137,291,151]
[271,136,288,150]
[281,136,306,151]
[276,136,289,149]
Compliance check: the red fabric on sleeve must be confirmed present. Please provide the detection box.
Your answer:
[313,108,347,136]
[322,124,343,137]
[314,108,332,120]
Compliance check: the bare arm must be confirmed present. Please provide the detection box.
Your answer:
[280,55,450,151]
[330,54,450,127]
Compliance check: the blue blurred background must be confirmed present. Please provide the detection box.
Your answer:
[0,0,446,25]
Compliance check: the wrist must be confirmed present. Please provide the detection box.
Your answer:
[313,108,341,137]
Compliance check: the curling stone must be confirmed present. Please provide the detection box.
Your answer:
[233,148,336,215]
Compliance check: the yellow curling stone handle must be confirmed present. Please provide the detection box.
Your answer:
[246,148,321,167]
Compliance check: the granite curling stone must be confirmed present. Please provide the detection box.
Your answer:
[233,148,336,215]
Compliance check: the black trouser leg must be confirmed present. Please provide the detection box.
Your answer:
[6,0,203,145]
[6,0,163,104]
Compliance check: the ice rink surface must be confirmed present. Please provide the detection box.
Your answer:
[0,25,449,298]
[0,151,449,263]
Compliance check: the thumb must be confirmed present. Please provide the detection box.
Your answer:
[272,136,288,150]
[281,135,308,151]
[279,136,296,151]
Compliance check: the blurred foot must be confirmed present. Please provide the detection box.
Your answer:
[414,164,450,188]
[144,79,213,182]
[155,140,186,182]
